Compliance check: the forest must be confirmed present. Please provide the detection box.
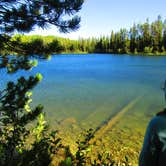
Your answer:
[5,15,166,56]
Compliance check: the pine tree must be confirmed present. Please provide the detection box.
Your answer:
[151,16,163,52]
[0,0,84,165]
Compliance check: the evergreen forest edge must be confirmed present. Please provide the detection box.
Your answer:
[3,16,166,56]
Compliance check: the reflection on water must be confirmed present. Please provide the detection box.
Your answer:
[1,54,166,130]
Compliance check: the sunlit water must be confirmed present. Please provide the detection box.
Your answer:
[1,54,166,130]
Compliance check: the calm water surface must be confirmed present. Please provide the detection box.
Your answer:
[1,54,166,130]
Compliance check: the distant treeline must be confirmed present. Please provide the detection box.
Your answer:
[8,16,166,55]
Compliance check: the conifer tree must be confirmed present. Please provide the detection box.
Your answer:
[0,1,84,165]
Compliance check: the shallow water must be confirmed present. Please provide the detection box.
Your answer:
[1,54,166,130]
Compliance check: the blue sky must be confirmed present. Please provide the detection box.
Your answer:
[28,0,166,39]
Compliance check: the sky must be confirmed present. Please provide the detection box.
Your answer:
[28,0,166,39]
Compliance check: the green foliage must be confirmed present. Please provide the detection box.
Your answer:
[0,74,43,165]
[2,16,166,56]
[60,129,119,166]
[0,0,84,33]
[92,16,166,55]
[91,152,115,166]
[0,73,65,166]
[19,118,63,166]
[144,47,153,53]
[60,157,73,166]
[75,128,94,165]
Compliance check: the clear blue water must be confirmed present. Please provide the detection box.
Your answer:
[1,54,166,130]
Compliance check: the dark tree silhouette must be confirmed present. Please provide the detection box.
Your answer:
[0,0,84,33]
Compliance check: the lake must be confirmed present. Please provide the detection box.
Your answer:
[1,54,166,163]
